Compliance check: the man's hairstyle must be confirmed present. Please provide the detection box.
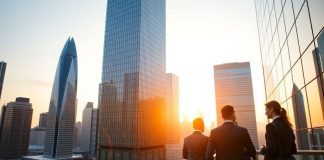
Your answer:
[192,118,204,130]
[221,105,234,119]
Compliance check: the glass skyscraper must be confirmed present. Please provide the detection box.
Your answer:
[0,61,6,100]
[213,62,258,149]
[254,0,324,155]
[44,37,78,159]
[98,0,166,159]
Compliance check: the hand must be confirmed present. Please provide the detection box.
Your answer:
[260,145,265,150]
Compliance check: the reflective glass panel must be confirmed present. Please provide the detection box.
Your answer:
[301,44,318,84]
[295,3,313,53]
[306,78,324,128]
[308,0,324,35]
[287,25,301,65]
[292,59,305,90]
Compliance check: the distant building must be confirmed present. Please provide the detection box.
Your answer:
[39,112,48,128]
[214,62,258,148]
[0,61,6,100]
[29,127,46,146]
[0,97,33,159]
[80,102,98,157]
[74,121,82,149]
[44,37,78,159]
[165,73,182,160]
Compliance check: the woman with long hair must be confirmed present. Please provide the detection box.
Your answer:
[260,100,297,160]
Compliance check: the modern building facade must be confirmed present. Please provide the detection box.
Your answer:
[29,127,46,146]
[98,0,166,159]
[214,62,258,148]
[254,0,324,153]
[0,97,33,159]
[80,102,98,157]
[44,37,78,159]
[0,61,6,100]
[39,112,48,128]
[74,121,82,149]
[165,73,182,160]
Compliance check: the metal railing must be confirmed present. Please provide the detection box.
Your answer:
[256,150,324,160]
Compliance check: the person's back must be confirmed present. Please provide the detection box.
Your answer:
[261,100,297,160]
[209,122,254,160]
[182,118,209,160]
[183,131,209,160]
[207,105,256,160]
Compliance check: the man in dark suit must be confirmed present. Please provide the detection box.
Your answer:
[183,118,209,160]
[206,105,256,160]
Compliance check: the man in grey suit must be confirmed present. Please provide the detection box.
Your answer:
[206,105,256,160]
[183,118,209,160]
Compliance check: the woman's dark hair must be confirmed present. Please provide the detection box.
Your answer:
[265,100,292,127]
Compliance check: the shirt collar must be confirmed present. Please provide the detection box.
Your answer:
[223,120,234,124]
[194,130,202,133]
[272,116,280,120]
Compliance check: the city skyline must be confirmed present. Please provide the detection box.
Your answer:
[0,0,264,128]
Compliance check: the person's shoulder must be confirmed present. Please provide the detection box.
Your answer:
[184,134,192,143]
[210,127,219,134]
[265,122,276,131]
[202,133,209,139]
[236,125,249,133]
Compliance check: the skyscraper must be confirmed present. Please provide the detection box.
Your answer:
[254,0,324,154]
[0,97,33,159]
[214,62,258,148]
[29,127,46,146]
[74,121,82,149]
[255,0,324,151]
[98,0,166,159]
[0,61,6,100]
[80,102,98,158]
[165,73,181,160]
[39,112,48,128]
[44,37,78,159]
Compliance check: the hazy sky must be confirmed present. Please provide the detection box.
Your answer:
[0,0,265,127]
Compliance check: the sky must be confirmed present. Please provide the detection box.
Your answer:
[0,0,266,128]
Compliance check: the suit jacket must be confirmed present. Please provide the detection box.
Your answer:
[206,122,256,160]
[183,131,209,160]
[260,117,297,160]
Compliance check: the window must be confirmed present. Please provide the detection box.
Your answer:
[287,25,301,65]
[306,78,324,128]
[308,0,324,35]
[292,59,305,89]
[301,44,318,84]
[295,4,313,53]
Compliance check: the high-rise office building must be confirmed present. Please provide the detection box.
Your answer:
[0,61,6,100]
[74,121,82,149]
[39,112,48,128]
[29,127,46,146]
[214,62,258,148]
[0,97,33,159]
[98,0,166,159]
[44,37,78,159]
[254,0,324,152]
[80,102,98,157]
[165,73,181,160]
